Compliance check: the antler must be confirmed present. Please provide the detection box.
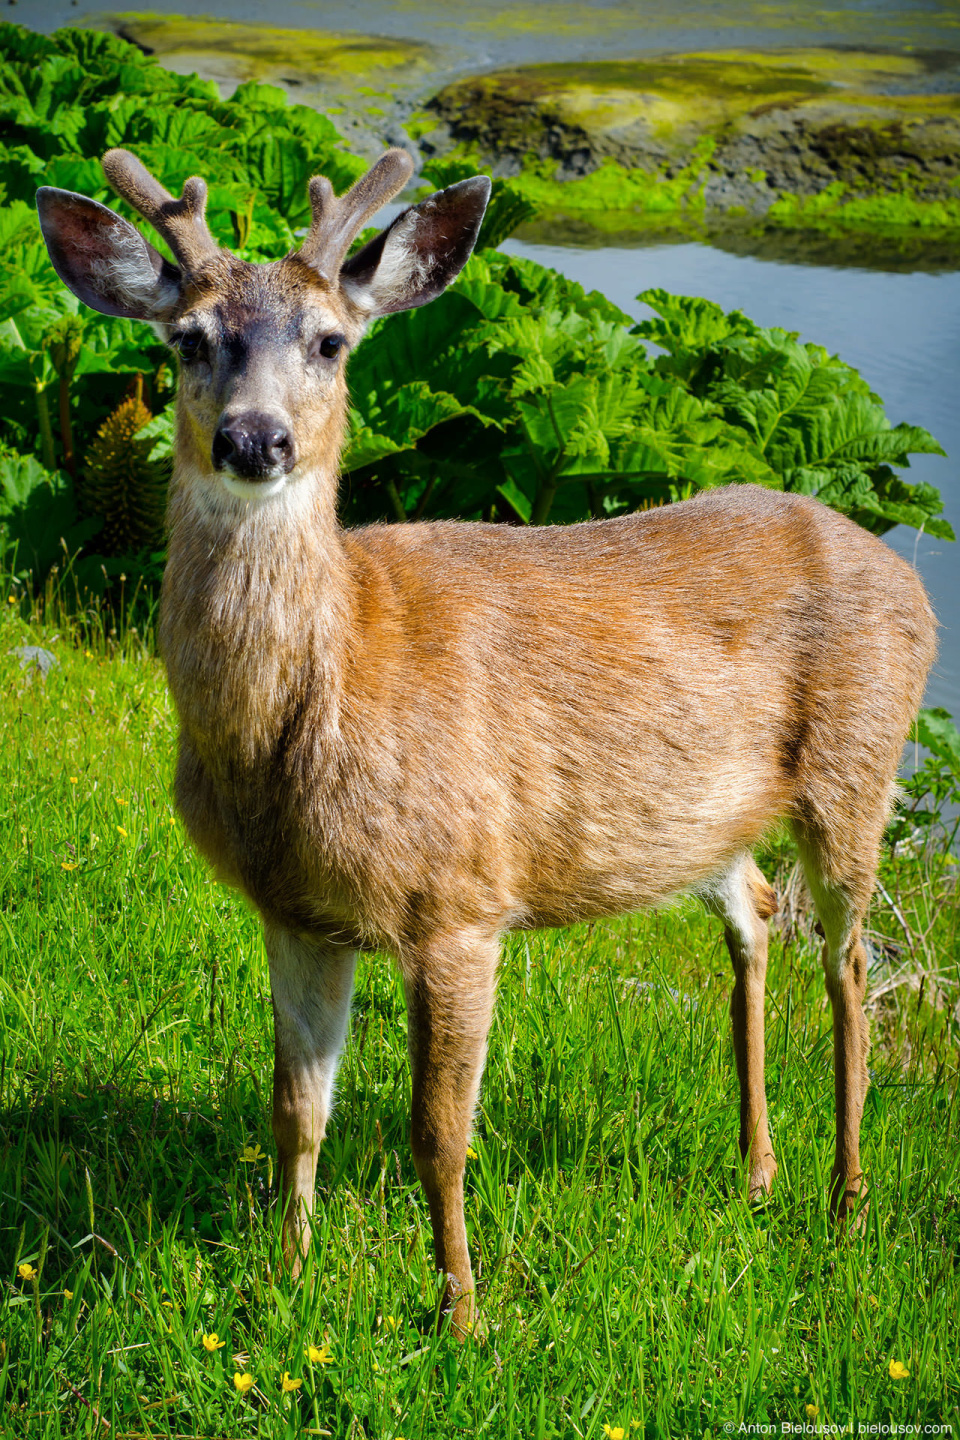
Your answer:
[101,148,218,275]
[298,148,414,281]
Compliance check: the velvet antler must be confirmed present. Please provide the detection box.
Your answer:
[101,148,218,275]
[298,147,414,281]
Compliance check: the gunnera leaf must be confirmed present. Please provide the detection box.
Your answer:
[81,394,168,556]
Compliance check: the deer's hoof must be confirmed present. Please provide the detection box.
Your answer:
[747,1153,778,1204]
[440,1275,483,1342]
[831,1172,868,1234]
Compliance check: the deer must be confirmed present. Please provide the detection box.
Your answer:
[37,146,937,1336]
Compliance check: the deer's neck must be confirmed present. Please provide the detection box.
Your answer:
[160,472,355,769]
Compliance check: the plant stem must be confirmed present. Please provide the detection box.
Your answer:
[412,472,438,521]
[530,481,557,526]
[36,386,56,471]
[382,476,408,523]
[59,371,76,481]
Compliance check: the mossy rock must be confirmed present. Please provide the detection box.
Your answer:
[106,13,434,104]
[428,48,960,227]
[430,49,954,167]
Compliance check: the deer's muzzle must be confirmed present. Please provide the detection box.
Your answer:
[212,412,296,480]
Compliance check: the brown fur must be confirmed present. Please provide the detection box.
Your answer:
[38,159,938,1336]
[162,477,935,1324]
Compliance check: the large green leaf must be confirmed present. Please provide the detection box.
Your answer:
[915,708,960,774]
[634,288,761,352]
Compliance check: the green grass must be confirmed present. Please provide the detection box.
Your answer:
[0,584,958,1438]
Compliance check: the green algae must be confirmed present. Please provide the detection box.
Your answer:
[768,183,960,231]
[315,0,960,53]
[105,13,433,78]
[430,132,960,244]
[508,147,715,216]
[525,165,960,235]
[98,11,434,123]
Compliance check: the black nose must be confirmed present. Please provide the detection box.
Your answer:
[212,413,295,478]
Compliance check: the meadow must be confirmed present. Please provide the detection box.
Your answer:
[0,579,957,1440]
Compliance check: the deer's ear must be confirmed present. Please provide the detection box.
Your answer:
[338,176,491,318]
[36,187,182,321]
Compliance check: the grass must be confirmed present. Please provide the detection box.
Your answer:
[0,580,958,1438]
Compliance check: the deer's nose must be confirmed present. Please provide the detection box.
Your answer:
[212,414,295,478]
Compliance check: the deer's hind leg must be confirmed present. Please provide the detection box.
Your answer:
[402,926,498,1336]
[265,925,357,1274]
[795,826,876,1225]
[704,853,779,1200]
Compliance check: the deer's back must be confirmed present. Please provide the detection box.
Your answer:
[332,485,935,936]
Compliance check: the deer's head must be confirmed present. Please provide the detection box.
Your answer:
[37,149,489,516]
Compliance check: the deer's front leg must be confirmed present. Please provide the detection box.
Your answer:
[707,856,779,1200]
[403,929,497,1336]
[265,925,357,1275]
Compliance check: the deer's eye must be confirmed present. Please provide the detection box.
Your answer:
[174,330,206,363]
[312,333,344,362]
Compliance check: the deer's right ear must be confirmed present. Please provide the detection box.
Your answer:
[36,188,181,321]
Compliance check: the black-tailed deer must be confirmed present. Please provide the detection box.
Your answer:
[38,148,936,1335]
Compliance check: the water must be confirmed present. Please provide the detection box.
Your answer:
[36,0,960,69]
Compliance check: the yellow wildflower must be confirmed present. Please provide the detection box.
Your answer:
[69,776,78,785]
[240,1143,264,1163]
[233,1372,255,1394]
[307,1343,333,1364]
[465,1146,478,1160]
[889,1359,910,1380]
[116,826,127,837]
[603,1427,625,1440]
[84,650,93,659]
[806,1405,819,1419]
[382,1316,399,1332]
[17,1263,37,1282]
[202,1333,225,1352]
[281,1372,302,1393]
[63,1289,73,1299]
[61,861,77,871]
[7,595,15,604]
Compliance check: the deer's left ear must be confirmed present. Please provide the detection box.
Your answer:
[338,176,491,318]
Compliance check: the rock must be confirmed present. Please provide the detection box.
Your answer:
[428,49,960,218]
